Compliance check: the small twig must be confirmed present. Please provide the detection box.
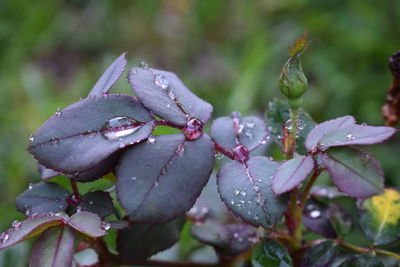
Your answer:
[70,178,80,202]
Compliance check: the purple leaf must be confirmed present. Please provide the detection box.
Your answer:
[190,220,256,257]
[67,212,105,237]
[0,214,68,250]
[28,95,154,174]
[117,217,185,262]
[320,147,384,199]
[73,191,114,218]
[302,199,337,238]
[128,67,213,126]
[29,227,75,267]
[272,155,314,195]
[305,116,356,151]
[38,164,61,180]
[117,134,214,223]
[318,125,396,150]
[217,156,288,228]
[16,182,69,216]
[211,113,270,152]
[88,52,127,96]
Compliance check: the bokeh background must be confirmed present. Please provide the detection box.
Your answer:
[0,0,399,265]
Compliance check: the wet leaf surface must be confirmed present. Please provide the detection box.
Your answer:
[302,198,337,238]
[88,52,127,96]
[73,191,114,218]
[29,227,74,267]
[218,156,288,228]
[117,134,214,223]
[358,189,400,246]
[128,67,213,126]
[301,241,338,267]
[67,212,105,237]
[272,155,314,195]
[117,217,185,262]
[320,147,384,198]
[252,238,293,267]
[28,95,154,174]
[16,182,69,216]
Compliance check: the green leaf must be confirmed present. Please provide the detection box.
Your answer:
[265,99,315,154]
[338,254,384,267]
[29,227,75,267]
[359,189,400,246]
[301,241,338,267]
[251,238,293,267]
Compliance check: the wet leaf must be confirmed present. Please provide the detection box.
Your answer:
[190,220,256,257]
[29,227,74,267]
[117,134,214,223]
[217,156,288,228]
[338,254,384,267]
[117,217,185,262]
[67,212,105,237]
[359,189,400,246]
[0,214,68,250]
[318,125,396,151]
[210,114,269,152]
[272,155,314,195]
[28,95,154,174]
[301,241,338,267]
[328,204,352,239]
[38,164,61,180]
[305,116,356,151]
[302,199,337,238]
[16,182,69,216]
[251,238,293,267]
[128,67,213,126]
[88,52,127,96]
[320,147,384,199]
[73,191,114,218]
[265,99,315,154]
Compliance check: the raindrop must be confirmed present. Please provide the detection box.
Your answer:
[232,145,249,162]
[11,220,21,229]
[230,199,235,205]
[28,134,34,142]
[254,214,259,220]
[28,183,33,190]
[55,108,62,117]
[167,89,176,100]
[102,222,111,231]
[166,102,171,108]
[285,119,293,130]
[50,137,59,144]
[361,122,367,126]
[240,191,247,197]
[25,207,31,216]
[245,121,255,129]
[155,74,169,89]
[247,211,252,215]
[233,232,240,238]
[297,120,305,130]
[238,237,244,242]
[101,116,141,140]
[238,124,245,134]
[76,206,82,213]
[131,176,137,181]
[215,153,224,160]
[310,210,321,218]
[245,131,253,139]
[176,144,185,155]
[139,61,149,69]
[118,142,126,149]
[345,133,355,140]
[260,140,267,145]
[183,118,203,141]
[154,181,159,187]
[89,201,94,205]
[0,233,9,243]
[234,189,240,195]
[147,136,156,144]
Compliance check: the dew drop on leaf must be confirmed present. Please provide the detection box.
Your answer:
[309,210,321,218]
[154,74,169,89]
[50,137,59,144]
[11,220,21,229]
[147,136,156,144]
[101,116,141,140]
[139,60,149,69]
[215,152,224,160]
[183,118,203,141]
[232,145,249,162]
[28,183,33,190]
[297,120,305,130]
[102,221,111,231]
[0,233,9,244]
[28,134,34,142]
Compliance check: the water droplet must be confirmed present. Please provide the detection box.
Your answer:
[285,119,293,130]
[230,199,235,205]
[25,208,31,216]
[28,134,34,142]
[240,191,247,197]
[309,210,321,218]
[233,232,240,238]
[76,206,82,213]
[55,108,62,117]
[101,116,141,140]
[167,89,176,100]
[260,140,267,145]
[154,181,159,187]
[139,60,149,69]
[12,220,21,229]
[238,124,245,134]
[247,210,252,215]
[0,233,9,243]
[28,183,33,190]
[155,74,169,89]
[234,189,240,195]
[297,120,305,130]
[254,214,259,220]
[50,137,59,144]
[147,136,156,144]
[102,221,111,231]
[245,131,253,139]
[345,133,355,140]
[215,153,224,160]
[166,102,171,108]
[183,118,203,141]
[232,145,249,162]
[131,176,137,181]
[89,201,94,205]
[245,121,255,129]
[118,142,126,149]
[238,237,244,242]
[361,122,367,126]
[176,144,185,155]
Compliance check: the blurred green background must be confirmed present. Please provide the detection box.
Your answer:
[0,0,399,264]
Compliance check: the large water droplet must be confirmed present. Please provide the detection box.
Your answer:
[28,134,34,143]
[215,153,224,160]
[297,120,305,130]
[101,116,141,140]
[309,210,321,218]
[232,145,249,162]
[139,60,149,69]
[147,136,156,144]
[183,118,203,141]
[155,74,169,89]
[12,220,21,229]
[285,119,293,130]
[28,183,33,190]
[55,108,62,117]
[102,221,111,231]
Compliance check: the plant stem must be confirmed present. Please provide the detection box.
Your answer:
[70,178,80,201]
[335,239,400,259]
[299,168,320,208]
[375,249,400,259]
